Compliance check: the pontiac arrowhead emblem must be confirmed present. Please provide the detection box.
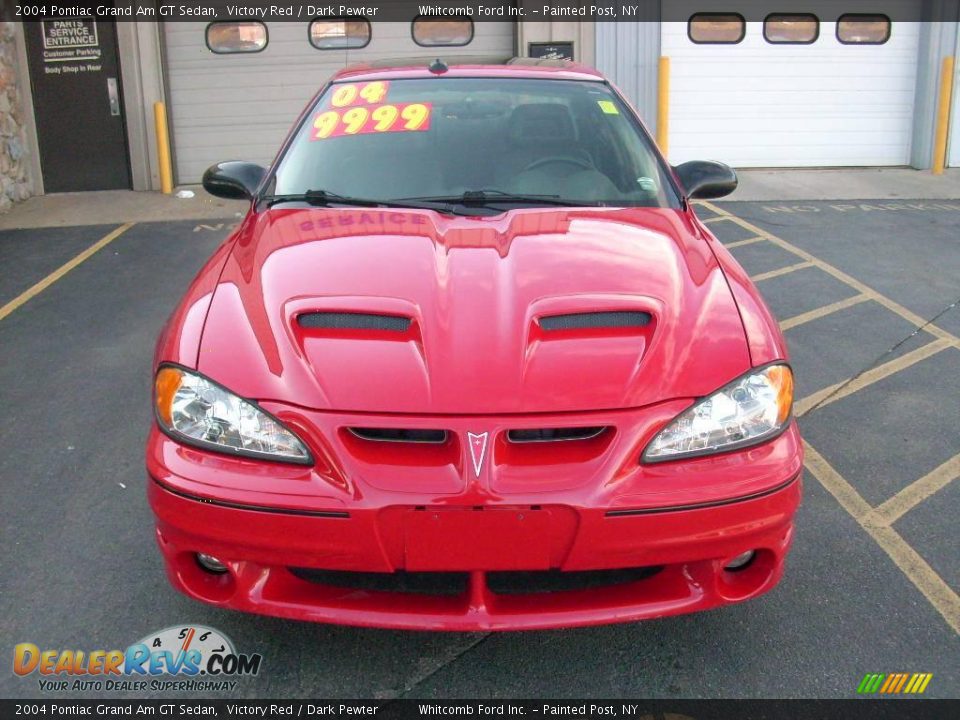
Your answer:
[467,432,489,478]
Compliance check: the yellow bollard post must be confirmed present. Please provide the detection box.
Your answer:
[153,101,174,194]
[933,56,955,175]
[657,56,670,157]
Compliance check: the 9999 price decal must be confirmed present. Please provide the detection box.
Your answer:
[311,102,432,140]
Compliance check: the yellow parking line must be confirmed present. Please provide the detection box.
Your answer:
[725,236,767,249]
[779,294,871,331]
[804,442,960,634]
[698,201,960,350]
[0,223,136,322]
[701,197,960,635]
[803,441,874,519]
[867,454,960,527]
[752,261,813,282]
[794,339,953,417]
[701,215,732,225]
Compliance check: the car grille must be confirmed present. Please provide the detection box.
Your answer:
[347,428,448,443]
[506,427,608,443]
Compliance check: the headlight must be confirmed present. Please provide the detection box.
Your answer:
[643,364,793,463]
[154,365,312,464]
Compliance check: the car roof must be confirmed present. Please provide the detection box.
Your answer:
[332,56,606,83]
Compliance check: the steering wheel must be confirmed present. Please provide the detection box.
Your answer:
[522,155,595,173]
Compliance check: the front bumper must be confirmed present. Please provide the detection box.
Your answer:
[147,410,803,630]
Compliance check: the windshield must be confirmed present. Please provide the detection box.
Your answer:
[272,77,680,209]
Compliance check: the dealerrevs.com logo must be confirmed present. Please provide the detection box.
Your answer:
[13,625,262,693]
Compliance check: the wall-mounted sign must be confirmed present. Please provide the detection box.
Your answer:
[41,20,101,63]
[24,19,130,191]
[528,42,575,61]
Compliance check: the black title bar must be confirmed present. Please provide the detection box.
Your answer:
[2,700,958,719]
[8,1,960,23]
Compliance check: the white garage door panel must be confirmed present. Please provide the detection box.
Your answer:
[663,8,919,167]
[164,22,514,182]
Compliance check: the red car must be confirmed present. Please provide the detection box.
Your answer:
[148,57,802,630]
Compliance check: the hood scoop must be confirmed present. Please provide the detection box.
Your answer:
[298,312,411,332]
[539,311,651,332]
[201,209,753,414]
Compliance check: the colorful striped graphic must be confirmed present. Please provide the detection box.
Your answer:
[857,673,933,694]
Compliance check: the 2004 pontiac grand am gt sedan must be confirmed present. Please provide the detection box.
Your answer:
[147,57,802,630]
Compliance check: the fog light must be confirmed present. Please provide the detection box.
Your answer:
[196,553,228,574]
[724,550,756,571]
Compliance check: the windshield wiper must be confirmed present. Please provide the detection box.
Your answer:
[263,190,384,208]
[262,189,599,213]
[262,190,456,213]
[397,190,602,208]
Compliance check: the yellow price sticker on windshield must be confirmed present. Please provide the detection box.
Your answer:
[597,100,619,115]
[312,102,433,140]
[329,81,390,108]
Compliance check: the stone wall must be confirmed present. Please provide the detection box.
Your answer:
[0,22,33,213]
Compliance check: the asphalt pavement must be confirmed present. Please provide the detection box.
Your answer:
[0,201,957,700]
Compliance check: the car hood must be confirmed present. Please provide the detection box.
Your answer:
[198,207,751,414]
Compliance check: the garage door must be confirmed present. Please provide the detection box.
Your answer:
[662,5,919,167]
[163,21,515,183]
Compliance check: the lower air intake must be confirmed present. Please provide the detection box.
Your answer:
[288,567,663,597]
[487,566,663,595]
[289,568,468,596]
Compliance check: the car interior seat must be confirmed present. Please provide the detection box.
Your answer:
[500,103,622,201]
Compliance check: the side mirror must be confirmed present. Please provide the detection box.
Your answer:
[201,161,266,200]
[673,160,738,200]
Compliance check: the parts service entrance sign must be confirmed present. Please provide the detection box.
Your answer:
[41,20,101,64]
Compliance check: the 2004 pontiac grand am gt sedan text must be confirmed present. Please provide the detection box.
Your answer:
[147,57,802,630]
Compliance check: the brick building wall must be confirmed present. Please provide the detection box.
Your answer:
[0,21,32,213]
